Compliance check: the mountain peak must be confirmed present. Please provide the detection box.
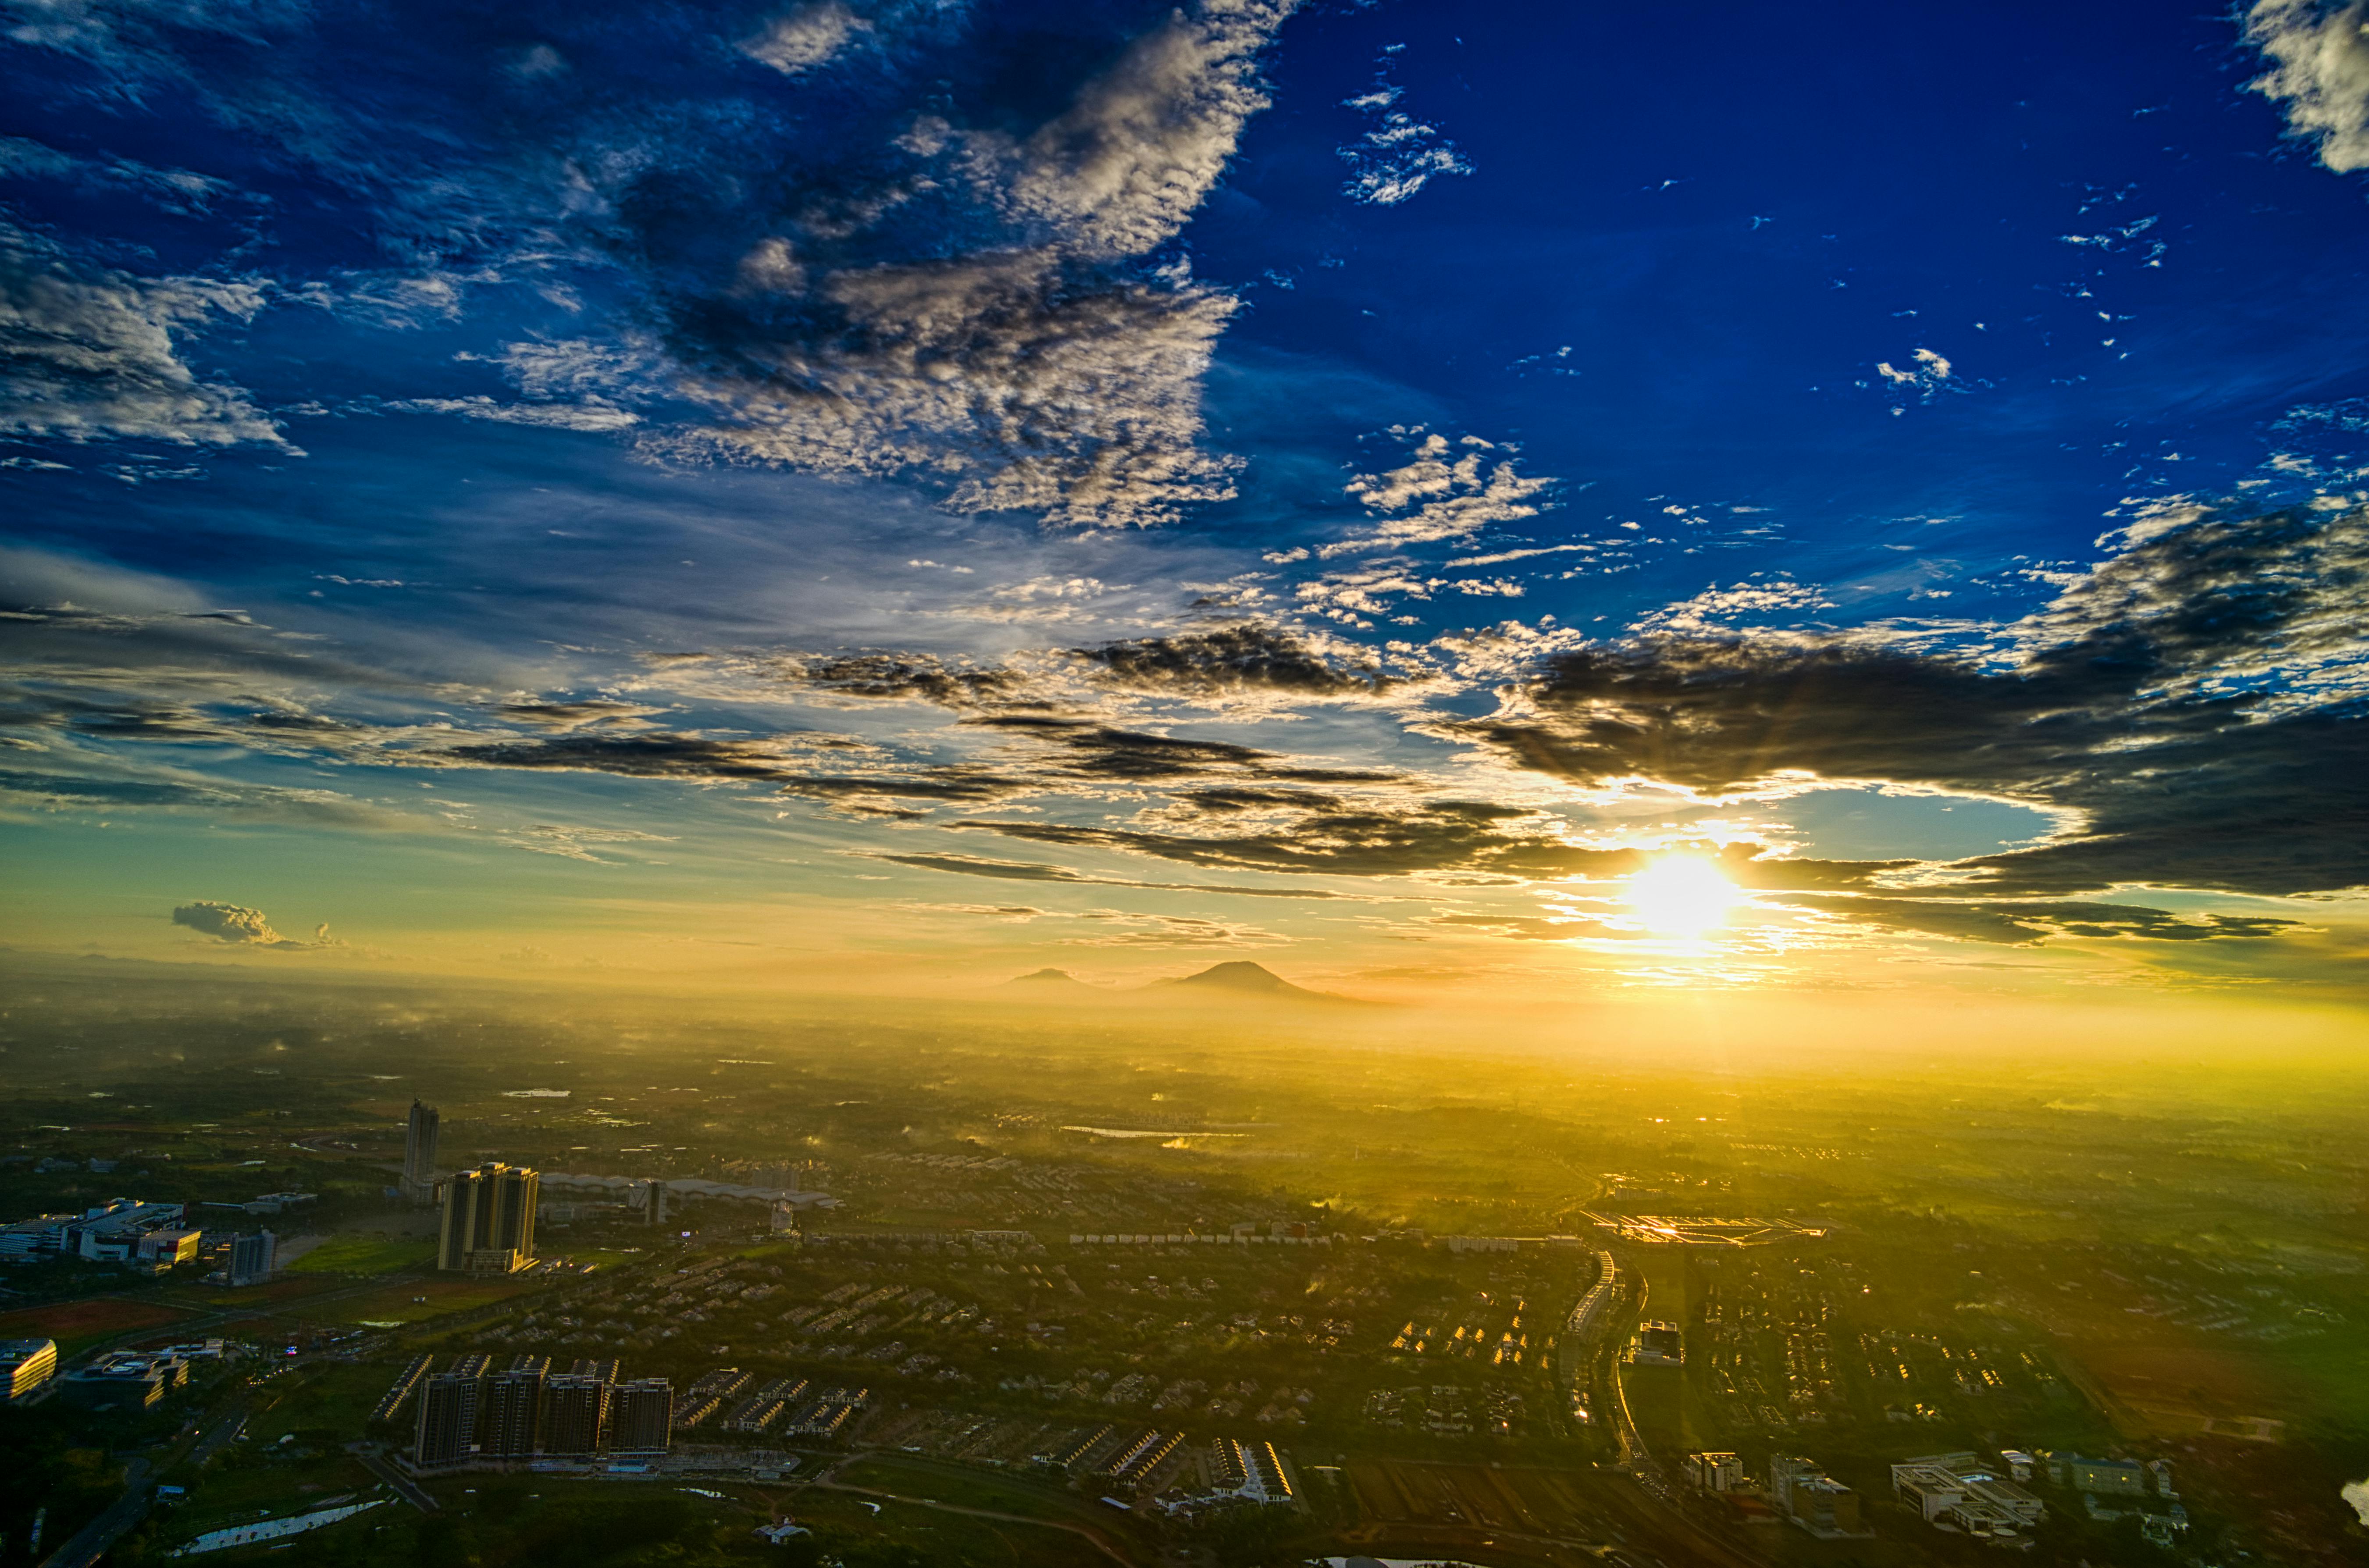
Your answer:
[1152,960,1353,1003]
[1173,960,1297,993]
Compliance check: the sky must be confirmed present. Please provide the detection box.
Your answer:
[3,0,2368,1005]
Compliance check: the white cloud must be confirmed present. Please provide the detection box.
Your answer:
[171,900,341,948]
[677,248,1243,527]
[381,336,667,432]
[1336,56,1472,206]
[0,222,287,449]
[674,1,1298,529]
[994,0,1297,257]
[388,396,641,431]
[741,1,870,75]
[1875,346,1956,404]
[1322,432,1557,555]
[492,335,667,402]
[2245,0,2369,173]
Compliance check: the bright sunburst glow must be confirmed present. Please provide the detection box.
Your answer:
[1624,857,1743,937]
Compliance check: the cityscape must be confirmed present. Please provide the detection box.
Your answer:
[0,974,2359,1566]
[4,0,2369,1565]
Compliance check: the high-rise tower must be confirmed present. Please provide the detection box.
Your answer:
[541,1371,611,1458]
[437,1162,538,1274]
[482,1355,547,1459]
[609,1379,674,1456]
[402,1099,440,1205]
[414,1367,481,1467]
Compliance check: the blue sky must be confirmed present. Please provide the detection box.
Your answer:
[4,0,2368,999]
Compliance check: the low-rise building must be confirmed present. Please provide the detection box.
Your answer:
[1771,1455,1870,1539]
[2067,1455,2148,1496]
[58,1348,194,1410]
[0,1338,57,1401]
[1627,1320,1683,1365]
[1685,1451,1745,1492]
[70,1199,189,1263]
[0,1215,79,1259]
[138,1229,203,1268]
[1892,1452,2047,1537]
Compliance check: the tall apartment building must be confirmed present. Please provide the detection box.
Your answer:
[415,1370,481,1467]
[608,1379,675,1456]
[227,1230,276,1287]
[482,1355,548,1460]
[541,1372,611,1458]
[438,1162,538,1275]
[403,1100,441,1205]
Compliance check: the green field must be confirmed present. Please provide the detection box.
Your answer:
[244,1361,409,1443]
[283,1276,538,1326]
[284,1233,437,1276]
[829,1458,1075,1522]
[0,1297,192,1356]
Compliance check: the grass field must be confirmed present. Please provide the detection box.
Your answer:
[160,1276,348,1310]
[244,1361,409,1443]
[830,1458,1074,1520]
[0,1297,189,1354]
[282,1233,436,1276]
[282,1275,538,1326]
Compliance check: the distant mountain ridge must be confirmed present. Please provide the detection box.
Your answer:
[1004,967,1098,989]
[995,960,1368,1006]
[1149,960,1339,1001]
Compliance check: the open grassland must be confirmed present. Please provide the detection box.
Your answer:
[283,1233,436,1276]
[245,1361,409,1442]
[0,1296,188,1353]
[830,1456,1075,1521]
[284,1274,538,1326]
[160,1275,350,1310]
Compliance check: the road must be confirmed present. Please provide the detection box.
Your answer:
[353,1446,438,1512]
[37,1458,150,1568]
[1610,1269,1652,1472]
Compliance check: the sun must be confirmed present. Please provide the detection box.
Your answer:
[1623,857,1743,937]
